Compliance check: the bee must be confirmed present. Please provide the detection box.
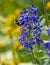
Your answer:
[15,19,24,26]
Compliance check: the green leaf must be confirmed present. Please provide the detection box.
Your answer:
[40,18,46,25]
[40,31,50,40]
[43,59,50,65]
[34,55,42,65]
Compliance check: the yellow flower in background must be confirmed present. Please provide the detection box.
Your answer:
[13,41,23,49]
[6,14,15,26]
[6,8,21,33]
[14,41,21,49]
[15,58,21,64]
[5,26,21,38]
[46,1,50,9]
[0,42,5,47]
[11,26,21,35]
[18,45,23,50]
[10,64,15,65]
[1,60,15,65]
[6,14,15,32]
[5,26,13,31]
[6,8,21,26]
[0,9,22,65]
[1,61,6,65]
[14,9,21,17]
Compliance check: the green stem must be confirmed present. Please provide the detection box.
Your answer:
[43,0,46,15]
[38,8,43,16]
[43,0,49,27]
[28,25,35,64]
[31,48,35,64]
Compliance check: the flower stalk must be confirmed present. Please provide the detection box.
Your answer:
[31,48,35,64]
[18,5,42,64]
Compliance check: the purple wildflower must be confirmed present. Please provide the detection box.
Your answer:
[45,26,50,35]
[43,40,50,56]
[18,5,42,49]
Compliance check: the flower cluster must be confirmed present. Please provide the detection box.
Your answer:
[18,5,42,49]
[43,40,50,56]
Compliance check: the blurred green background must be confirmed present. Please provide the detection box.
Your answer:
[0,0,50,65]
[0,0,50,16]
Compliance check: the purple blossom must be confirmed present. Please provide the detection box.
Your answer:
[43,40,50,56]
[18,5,42,49]
[45,26,50,35]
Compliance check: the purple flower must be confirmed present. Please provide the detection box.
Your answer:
[18,5,42,49]
[45,26,50,35]
[43,40,50,56]
[48,51,50,56]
